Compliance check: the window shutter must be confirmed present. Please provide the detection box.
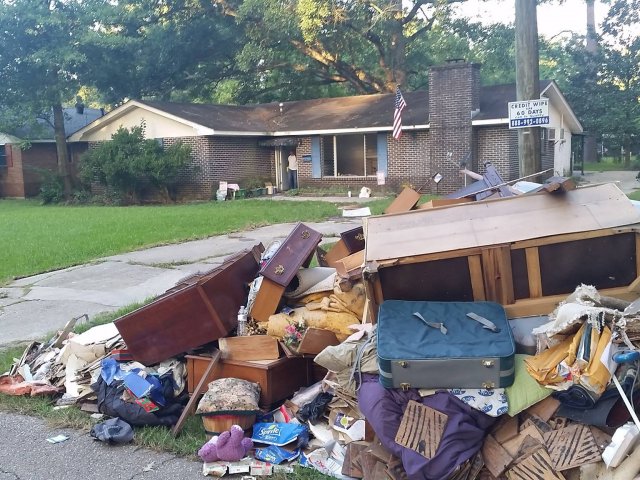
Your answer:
[377,133,388,176]
[311,136,321,178]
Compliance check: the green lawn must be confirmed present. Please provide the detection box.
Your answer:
[0,199,386,284]
[583,156,639,172]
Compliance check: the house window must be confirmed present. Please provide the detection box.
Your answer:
[0,144,10,168]
[321,134,377,177]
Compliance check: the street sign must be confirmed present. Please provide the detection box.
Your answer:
[508,98,549,129]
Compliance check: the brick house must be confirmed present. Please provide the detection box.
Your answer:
[0,106,104,198]
[69,61,582,199]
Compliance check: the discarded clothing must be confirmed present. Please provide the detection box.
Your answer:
[553,384,599,409]
[92,376,183,427]
[90,417,134,444]
[296,392,334,422]
[357,374,494,480]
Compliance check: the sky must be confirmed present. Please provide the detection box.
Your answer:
[453,0,607,39]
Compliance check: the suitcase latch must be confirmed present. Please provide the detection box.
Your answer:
[482,360,495,368]
[482,382,496,389]
[400,383,411,391]
[398,361,408,368]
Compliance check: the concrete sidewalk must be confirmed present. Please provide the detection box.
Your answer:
[0,218,361,347]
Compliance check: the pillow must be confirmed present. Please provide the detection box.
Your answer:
[505,354,552,416]
[196,378,261,415]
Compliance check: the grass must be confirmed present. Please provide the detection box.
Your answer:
[583,156,640,172]
[0,199,346,284]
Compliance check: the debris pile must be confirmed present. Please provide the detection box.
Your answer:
[5,178,640,480]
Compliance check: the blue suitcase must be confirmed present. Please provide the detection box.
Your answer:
[377,300,515,389]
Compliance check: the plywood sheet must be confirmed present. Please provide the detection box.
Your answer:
[365,184,640,263]
[395,400,448,459]
[543,424,601,471]
[505,449,565,480]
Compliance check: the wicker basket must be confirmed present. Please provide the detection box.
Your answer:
[201,413,256,438]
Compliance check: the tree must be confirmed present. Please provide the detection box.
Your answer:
[212,0,470,99]
[78,0,243,104]
[0,0,85,197]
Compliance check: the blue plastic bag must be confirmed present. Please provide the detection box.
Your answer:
[254,445,300,464]
[251,423,307,446]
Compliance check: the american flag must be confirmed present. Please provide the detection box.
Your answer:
[392,86,407,140]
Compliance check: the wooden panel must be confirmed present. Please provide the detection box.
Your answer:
[481,434,513,478]
[525,248,542,298]
[468,255,486,300]
[395,400,447,459]
[115,247,260,366]
[543,424,601,471]
[481,245,515,304]
[384,187,421,214]
[417,198,472,209]
[297,328,339,355]
[538,233,637,296]
[186,354,313,408]
[260,222,322,286]
[378,257,474,302]
[250,278,286,323]
[218,335,280,361]
[340,226,365,254]
[325,239,351,266]
[365,183,640,263]
[506,450,565,480]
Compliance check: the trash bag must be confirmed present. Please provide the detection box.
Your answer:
[90,417,134,444]
[91,376,184,427]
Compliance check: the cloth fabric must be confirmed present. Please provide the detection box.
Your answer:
[314,328,378,395]
[553,384,599,409]
[196,378,260,415]
[287,153,298,189]
[505,354,552,416]
[556,386,640,429]
[447,388,508,417]
[296,392,334,422]
[90,417,134,444]
[357,374,494,480]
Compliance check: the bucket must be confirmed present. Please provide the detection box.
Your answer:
[201,413,256,439]
[266,185,274,195]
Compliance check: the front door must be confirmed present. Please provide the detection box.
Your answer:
[275,148,289,191]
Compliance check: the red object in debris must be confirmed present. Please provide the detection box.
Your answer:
[110,349,133,362]
[0,375,60,397]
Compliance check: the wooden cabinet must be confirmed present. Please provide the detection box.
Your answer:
[115,246,262,366]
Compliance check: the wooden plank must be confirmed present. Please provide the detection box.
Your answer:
[492,416,520,444]
[218,335,280,361]
[543,424,601,471]
[505,449,565,480]
[249,278,286,323]
[542,176,576,194]
[395,400,448,459]
[296,328,339,355]
[524,396,560,422]
[511,228,617,250]
[417,198,472,209]
[481,245,514,304]
[172,349,220,437]
[325,239,351,266]
[481,434,513,478]
[504,286,638,318]
[196,285,227,334]
[503,425,544,458]
[525,247,542,298]
[468,255,487,301]
[384,187,421,214]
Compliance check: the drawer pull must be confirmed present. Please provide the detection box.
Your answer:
[274,264,285,275]
[355,233,365,241]
[301,230,310,239]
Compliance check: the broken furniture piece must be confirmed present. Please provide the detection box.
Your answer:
[115,245,263,366]
[250,223,322,322]
[363,183,640,321]
[384,186,421,214]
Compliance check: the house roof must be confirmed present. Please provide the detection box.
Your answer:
[10,107,104,141]
[70,80,582,141]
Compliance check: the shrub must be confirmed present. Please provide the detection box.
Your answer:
[38,170,65,204]
[79,124,191,203]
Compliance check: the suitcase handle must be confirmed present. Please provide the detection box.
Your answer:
[412,312,447,335]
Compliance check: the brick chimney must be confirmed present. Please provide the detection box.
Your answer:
[428,60,480,193]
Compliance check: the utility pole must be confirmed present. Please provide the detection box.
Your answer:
[583,0,598,164]
[515,0,541,177]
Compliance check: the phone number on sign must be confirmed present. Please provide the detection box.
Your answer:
[510,117,550,127]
